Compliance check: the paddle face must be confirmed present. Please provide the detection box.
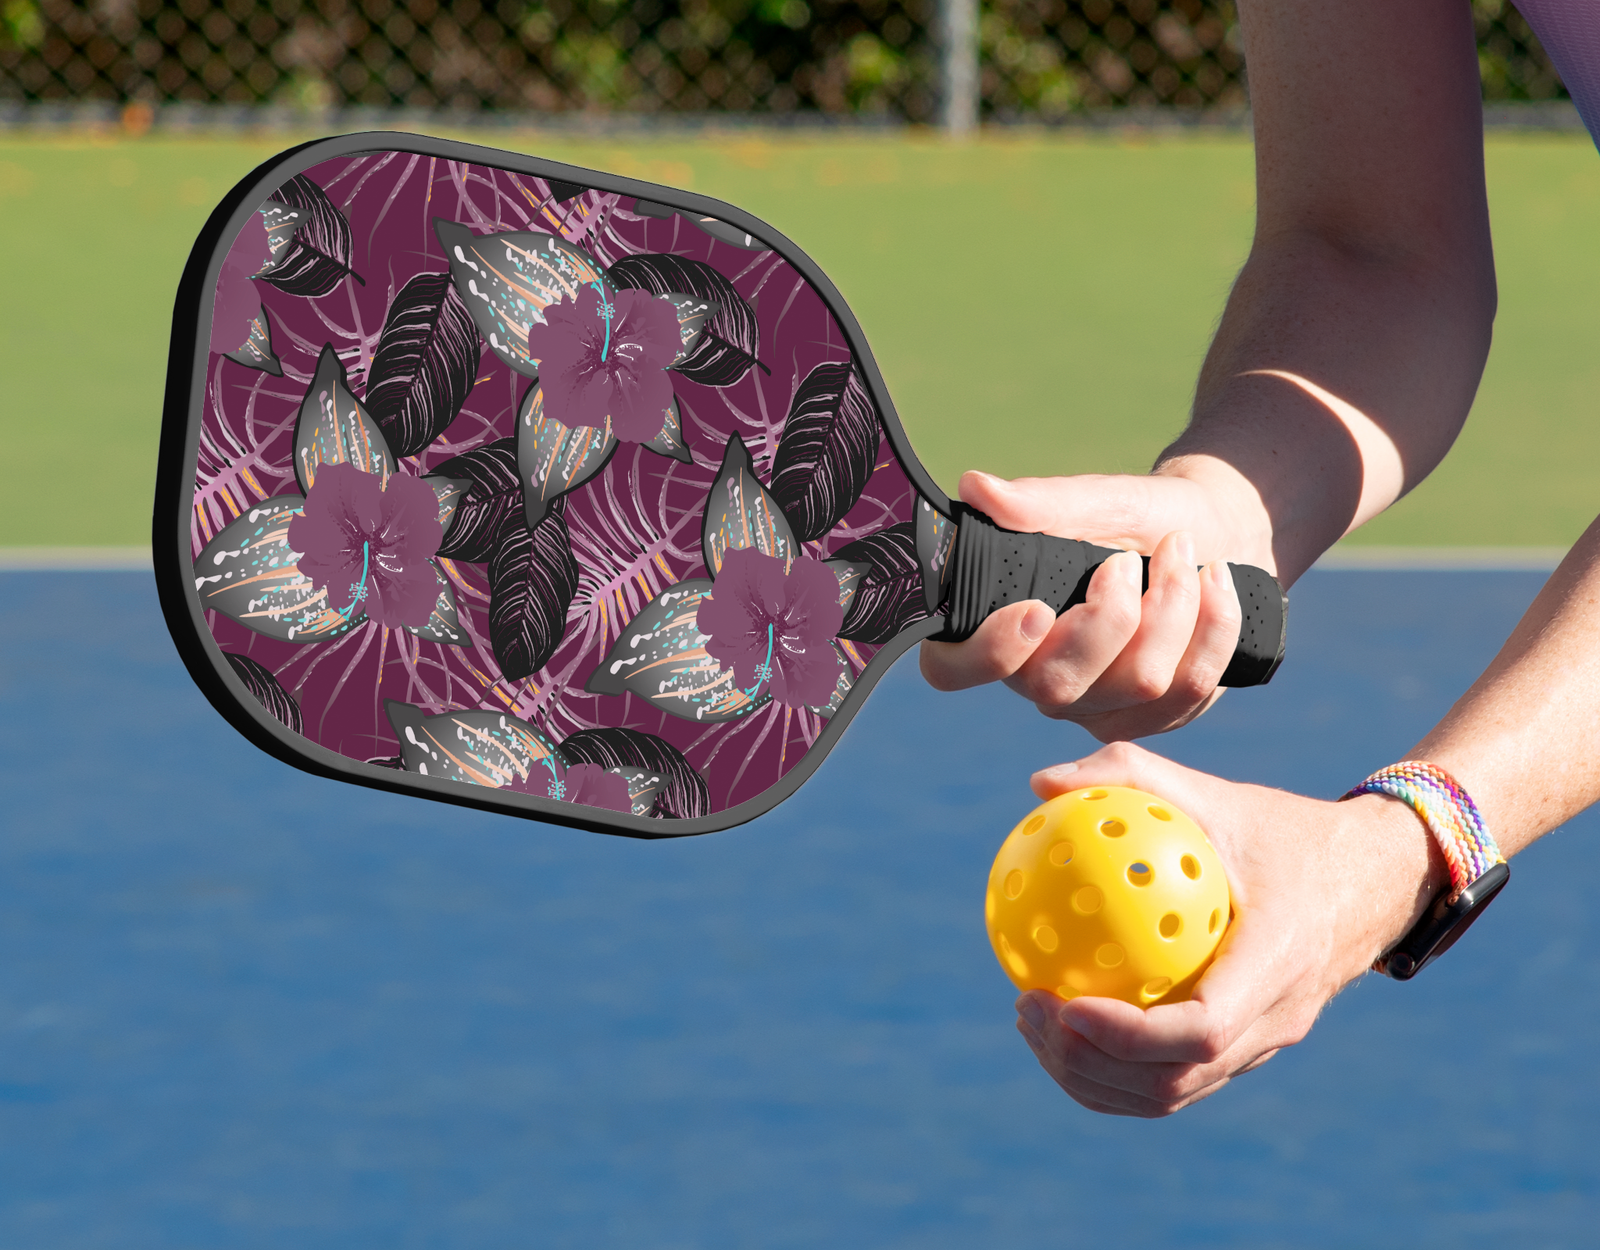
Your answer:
[157,132,954,837]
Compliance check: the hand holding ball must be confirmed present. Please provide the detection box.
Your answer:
[986,787,1232,1006]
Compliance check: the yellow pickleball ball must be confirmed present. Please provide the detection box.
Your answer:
[985,786,1232,1007]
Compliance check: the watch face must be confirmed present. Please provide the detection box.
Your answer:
[1384,860,1510,980]
[158,133,953,838]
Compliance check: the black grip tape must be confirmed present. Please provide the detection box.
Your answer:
[937,504,1286,688]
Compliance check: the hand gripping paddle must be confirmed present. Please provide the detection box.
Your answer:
[156,132,1286,838]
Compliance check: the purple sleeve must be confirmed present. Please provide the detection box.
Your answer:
[1515,0,1600,145]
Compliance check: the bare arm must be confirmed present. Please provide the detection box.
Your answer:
[1016,523,1600,1117]
[922,0,1497,737]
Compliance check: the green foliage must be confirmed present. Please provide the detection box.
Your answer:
[1,0,42,49]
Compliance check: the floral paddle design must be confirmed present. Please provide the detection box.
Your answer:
[186,142,938,828]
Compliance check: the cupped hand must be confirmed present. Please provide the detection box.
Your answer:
[919,470,1265,741]
[1011,742,1444,1117]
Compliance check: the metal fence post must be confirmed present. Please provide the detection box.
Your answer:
[941,0,979,135]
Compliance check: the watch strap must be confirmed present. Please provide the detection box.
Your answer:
[1343,761,1508,980]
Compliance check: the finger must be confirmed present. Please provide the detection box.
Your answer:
[1029,740,1215,814]
[1002,550,1144,710]
[1021,995,1207,1102]
[919,599,1056,692]
[1018,1004,1233,1116]
[1047,559,1243,741]
[1172,559,1245,699]
[1056,910,1286,1070]
[1029,739,1170,800]
[1090,530,1204,705]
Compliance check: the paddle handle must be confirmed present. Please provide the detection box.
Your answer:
[936,505,1286,688]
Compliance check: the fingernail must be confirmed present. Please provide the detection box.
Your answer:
[1174,531,1195,566]
[1210,560,1236,592]
[967,470,1003,488]
[1119,550,1143,585]
[1034,761,1080,783]
[1019,997,1045,1031]
[1020,602,1055,642]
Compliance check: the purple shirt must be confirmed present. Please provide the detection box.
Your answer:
[1517,0,1600,141]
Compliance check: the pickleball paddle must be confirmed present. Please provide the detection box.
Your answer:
[156,132,1285,838]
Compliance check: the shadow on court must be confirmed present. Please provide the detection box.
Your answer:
[0,569,1594,1248]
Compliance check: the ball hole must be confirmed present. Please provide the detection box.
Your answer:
[1180,854,1201,880]
[1081,789,1108,801]
[1072,885,1103,915]
[1055,985,1081,1001]
[1095,943,1125,968]
[1022,814,1046,836]
[1140,977,1172,1002]
[1032,924,1059,953]
[1003,869,1025,900]
[1159,912,1182,939]
[1147,804,1172,821]
[1208,908,1221,935]
[1126,862,1153,887]
[1099,819,1126,838]
[998,933,1029,978]
[1047,840,1075,867]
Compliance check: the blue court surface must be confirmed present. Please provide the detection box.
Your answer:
[2,568,1596,1249]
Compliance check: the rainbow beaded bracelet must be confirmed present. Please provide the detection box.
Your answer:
[1342,761,1504,894]
[1343,761,1509,979]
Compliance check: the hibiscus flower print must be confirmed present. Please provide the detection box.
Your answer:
[525,283,680,440]
[698,547,845,708]
[287,461,443,629]
[505,759,633,813]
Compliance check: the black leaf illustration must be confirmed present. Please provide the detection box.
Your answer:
[433,218,604,378]
[366,272,481,458]
[632,200,768,250]
[585,578,769,723]
[224,652,303,735]
[516,381,618,528]
[259,175,363,297]
[833,522,929,643]
[195,495,360,644]
[544,178,587,203]
[560,727,710,820]
[607,253,764,386]
[769,361,880,542]
[292,344,394,494]
[429,437,522,562]
[385,701,565,788]
[404,561,465,645]
[701,433,799,576]
[222,301,282,376]
[488,498,580,682]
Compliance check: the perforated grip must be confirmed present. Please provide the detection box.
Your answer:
[937,505,1286,687]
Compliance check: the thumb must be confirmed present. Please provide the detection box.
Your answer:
[959,470,1197,553]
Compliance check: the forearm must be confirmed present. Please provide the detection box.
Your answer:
[1158,234,1495,585]
[1335,522,1600,972]
[1406,520,1600,856]
[1146,0,1496,588]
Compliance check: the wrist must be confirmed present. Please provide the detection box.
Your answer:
[1330,792,1452,980]
[1150,453,1279,579]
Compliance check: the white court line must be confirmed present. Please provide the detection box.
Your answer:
[1313,546,1566,571]
[0,547,153,570]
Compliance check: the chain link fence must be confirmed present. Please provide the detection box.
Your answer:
[0,0,1569,124]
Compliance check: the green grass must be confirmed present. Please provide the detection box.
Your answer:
[1,128,1596,547]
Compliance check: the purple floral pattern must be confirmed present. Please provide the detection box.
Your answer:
[190,146,929,823]
[288,462,444,630]
[527,284,681,440]
[699,548,844,708]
